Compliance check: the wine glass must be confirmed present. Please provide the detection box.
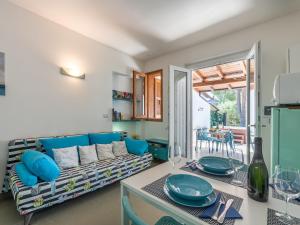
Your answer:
[273,165,300,223]
[227,148,245,186]
[168,144,182,173]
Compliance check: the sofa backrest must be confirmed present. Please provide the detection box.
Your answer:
[2,132,126,193]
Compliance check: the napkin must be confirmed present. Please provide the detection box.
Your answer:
[199,193,243,219]
[186,161,197,171]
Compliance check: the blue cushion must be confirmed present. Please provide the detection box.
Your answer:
[40,135,89,158]
[15,163,38,187]
[89,132,121,144]
[22,150,61,182]
[125,138,148,156]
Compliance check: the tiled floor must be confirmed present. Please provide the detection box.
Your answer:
[0,162,165,225]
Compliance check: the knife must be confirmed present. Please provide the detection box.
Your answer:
[212,195,225,221]
[217,199,234,224]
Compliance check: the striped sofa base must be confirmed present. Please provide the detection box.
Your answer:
[9,153,152,216]
[3,134,152,225]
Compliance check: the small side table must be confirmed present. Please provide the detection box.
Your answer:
[147,139,168,161]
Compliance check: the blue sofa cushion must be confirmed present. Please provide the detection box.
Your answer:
[125,138,148,156]
[15,163,38,187]
[22,150,60,182]
[89,132,121,144]
[40,135,89,158]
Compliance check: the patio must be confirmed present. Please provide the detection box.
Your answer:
[192,60,255,163]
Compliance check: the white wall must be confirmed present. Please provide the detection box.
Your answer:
[0,1,143,192]
[0,71,4,85]
[144,10,300,169]
[0,52,4,85]
[288,43,300,73]
[193,90,210,129]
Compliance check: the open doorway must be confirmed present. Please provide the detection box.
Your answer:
[169,43,260,161]
[192,58,255,163]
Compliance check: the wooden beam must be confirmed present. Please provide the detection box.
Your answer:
[196,81,247,92]
[227,84,232,90]
[193,77,249,88]
[205,76,221,82]
[216,65,224,79]
[192,72,199,80]
[224,72,245,79]
[193,70,204,82]
[194,70,204,78]
[240,61,247,76]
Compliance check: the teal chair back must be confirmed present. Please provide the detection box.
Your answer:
[122,196,183,225]
[197,128,210,141]
[224,131,235,149]
[122,196,148,225]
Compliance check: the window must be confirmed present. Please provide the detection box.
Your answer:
[133,69,163,121]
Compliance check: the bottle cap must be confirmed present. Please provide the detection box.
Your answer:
[254,137,262,144]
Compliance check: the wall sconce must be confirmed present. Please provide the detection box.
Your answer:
[60,67,85,79]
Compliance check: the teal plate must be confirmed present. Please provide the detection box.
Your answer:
[166,174,213,200]
[198,156,232,173]
[196,163,234,176]
[163,185,217,208]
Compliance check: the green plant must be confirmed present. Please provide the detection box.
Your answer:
[211,89,245,127]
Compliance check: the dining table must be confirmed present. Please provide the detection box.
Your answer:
[209,130,225,139]
[121,158,300,225]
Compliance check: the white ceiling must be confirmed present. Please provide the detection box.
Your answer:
[8,0,300,61]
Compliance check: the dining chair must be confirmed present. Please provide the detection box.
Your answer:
[195,128,213,153]
[211,130,235,155]
[122,196,183,225]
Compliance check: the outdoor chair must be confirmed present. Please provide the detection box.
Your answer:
[195,128,214,153]
[211,130,235,155]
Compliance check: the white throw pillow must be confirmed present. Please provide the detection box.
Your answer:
[112,141,128,157]
[97,144,115,160]
[53,146,79,169]
[78,145,98,165]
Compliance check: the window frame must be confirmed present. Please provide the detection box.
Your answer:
[132,69,163,122]
[146,69,163,122]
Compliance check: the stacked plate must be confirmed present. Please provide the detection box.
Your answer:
[196,156,236,176]
[164,174,217,207]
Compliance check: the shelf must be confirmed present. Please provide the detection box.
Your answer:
[113,97,132,102]
[112,119,140,122]
[112,90,133,102]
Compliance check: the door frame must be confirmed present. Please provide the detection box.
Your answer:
[246,41,261,163]
[246,41,261,137]
[186,42,261,163]
[169,65,193,159]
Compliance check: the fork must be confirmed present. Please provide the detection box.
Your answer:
[212,195,226,221]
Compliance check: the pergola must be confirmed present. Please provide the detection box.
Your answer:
[193,60,255,92]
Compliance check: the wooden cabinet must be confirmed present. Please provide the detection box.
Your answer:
[147,139,168,161]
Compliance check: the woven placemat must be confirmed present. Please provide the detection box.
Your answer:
[180,164,248,189]
[267,208,300,225]
[271,189,300,206]
[142,174,243,225]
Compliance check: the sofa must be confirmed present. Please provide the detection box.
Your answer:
[3,132,152,225]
